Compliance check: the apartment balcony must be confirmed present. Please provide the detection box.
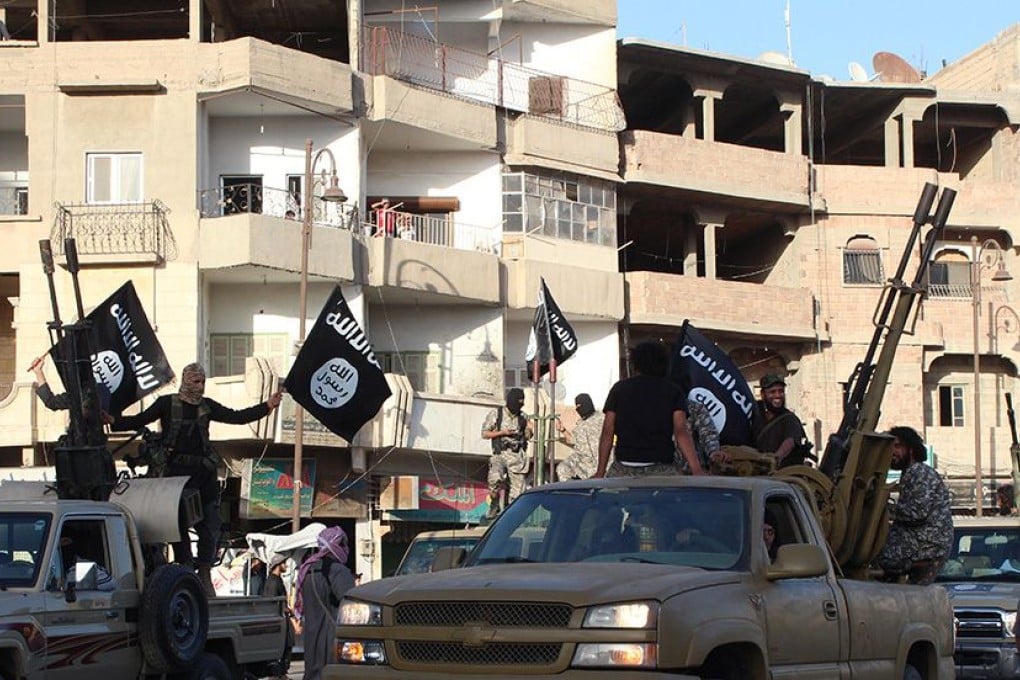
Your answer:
[627,271,819,341]
[362,26,625,135]
[198,185,358,283]
[621,130,813,212]
[361,210,501,305]
[50,201,171,265]
[504,114,620,180]
[504,257,625,321]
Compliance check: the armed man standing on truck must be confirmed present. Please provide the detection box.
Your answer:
[876,425,953,585]
[482,388,532,518]
[111,362,282,595]
[753,373,812,468]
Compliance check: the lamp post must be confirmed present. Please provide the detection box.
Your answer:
[992,303,1020,514]
[292,138,347,533]
[971,235,1012,517]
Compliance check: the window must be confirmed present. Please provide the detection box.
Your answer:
[86,153,143,203]
[15,188,27,215]
[929,249,972,298]
[221,175,263,215]
[938,385,965,427]
[210,333,289,378]
[842,235,884,285]
[502,170,616,246]
[55,519,113,591]
[504,366,531,389]
[378,352,441,393]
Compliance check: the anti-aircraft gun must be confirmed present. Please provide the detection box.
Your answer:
[774,182,954,578]
[39,238,117,501]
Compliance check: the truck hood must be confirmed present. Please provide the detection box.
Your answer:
[942,580,1020,608]
[351,563,740,607]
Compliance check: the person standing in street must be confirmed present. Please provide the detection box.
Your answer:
[294,526,355,680]
[594,341,704,478]
[555,393,604,480]
[110,363,282,595]
[481,388,532,517]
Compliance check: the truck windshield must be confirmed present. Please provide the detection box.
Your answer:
[0,513,52,588]
[937,525,1020,581]
[396,537,483,576]
[467,486,749,571]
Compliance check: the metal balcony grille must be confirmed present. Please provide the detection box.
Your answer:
[198,184,359,231]
[843,249,884,285]
[395,641,562,666]
[51,200,173,261]
[393,602,572,628]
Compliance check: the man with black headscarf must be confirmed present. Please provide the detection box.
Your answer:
[556,393,604,480]
[481,388,532,518]
[111,362,282,595]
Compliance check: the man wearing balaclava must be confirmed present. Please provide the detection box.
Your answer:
[555,393,605,480]
[481,388,532,518]
[112,362,282,595]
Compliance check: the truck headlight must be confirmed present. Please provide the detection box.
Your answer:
[1004,611,1017,638]
[583,601,658,628]
[337,640,387,664]
[339,599,382,626]
[572,643,656,667]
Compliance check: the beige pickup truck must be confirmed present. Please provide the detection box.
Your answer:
[332,476,954,679]
[0,497,288,680]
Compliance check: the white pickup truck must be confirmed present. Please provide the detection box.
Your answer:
[0,493,288,680]
[333,476,955,679]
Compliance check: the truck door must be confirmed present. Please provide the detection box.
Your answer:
[41,516,136,680]
[761,496,848,680]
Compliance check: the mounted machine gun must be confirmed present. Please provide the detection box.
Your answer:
[776,182,955,577]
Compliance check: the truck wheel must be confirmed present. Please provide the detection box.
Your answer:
[140,564,209,673]
[903,664,923,680]
[170,652,232,680]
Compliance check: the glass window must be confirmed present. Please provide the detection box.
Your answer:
[938,385,965,427]
[0,513,51,588]
[86,153,143,204]
[502,170,617,245]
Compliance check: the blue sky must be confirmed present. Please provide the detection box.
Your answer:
[617,1,1019,80]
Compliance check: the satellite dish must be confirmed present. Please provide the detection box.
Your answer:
[848,61,869,82]
[873,51,922,83]
[758,50,793,66]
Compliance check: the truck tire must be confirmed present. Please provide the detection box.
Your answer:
[140,564,209,673]
[903,664,923,680]
[170,652,232,680]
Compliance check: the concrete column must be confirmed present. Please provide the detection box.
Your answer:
[38,0,50,43]
[684,229,698,276]
[703,222,721,280]
[354,519,390,583]
[700,94,718,142]
[884,117,901,168]
[901,115,915,169]
[189,0,201,41]
[780,102,802,155]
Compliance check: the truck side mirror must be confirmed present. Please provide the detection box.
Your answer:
[766,544,829,580]
[430,547,467,572]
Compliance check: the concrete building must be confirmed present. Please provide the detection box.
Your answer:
[0,1,1018,579]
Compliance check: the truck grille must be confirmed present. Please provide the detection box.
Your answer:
[393,602,573,628]
[395,641,562,666]
[955,609,1004,639]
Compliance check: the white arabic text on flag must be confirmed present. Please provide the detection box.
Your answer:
[524,278,578,380]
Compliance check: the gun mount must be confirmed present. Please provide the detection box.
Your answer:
[40,238,117,501]
[774,182,955,577]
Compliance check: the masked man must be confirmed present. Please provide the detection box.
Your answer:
[481,388,532,518]
[556,393,604,480]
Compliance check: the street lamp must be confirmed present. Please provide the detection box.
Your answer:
[971,235,1012,516]
[992,303,1020,514]
[292,138,347,532]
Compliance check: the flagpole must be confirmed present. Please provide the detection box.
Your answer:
[291,138,314,533]
[542,281,558,484]
[532,359,543,486]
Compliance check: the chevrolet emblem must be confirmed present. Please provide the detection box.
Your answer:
[454,621,497,647]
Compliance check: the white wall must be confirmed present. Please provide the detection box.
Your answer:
[505,319,620,408]
[367,304,504,397]
[367,151,502,232]
[503,23,617,88]
[206,115,361,208]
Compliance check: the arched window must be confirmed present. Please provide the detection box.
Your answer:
[929,248,972,298]
[842,235,884,285]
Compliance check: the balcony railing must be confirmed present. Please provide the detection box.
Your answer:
[364,208,499,254]
[198,184,359,230]
[362,25,626,133]
[928,283,973,299]
[51,200,173,260]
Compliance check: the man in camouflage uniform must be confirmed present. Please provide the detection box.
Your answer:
[684,398,721,474]
[876,425,953,585]
[556,394,604,480]
[481,388,532,518]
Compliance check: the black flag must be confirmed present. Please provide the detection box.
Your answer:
[524,278,578,379]
[671,320,756,446]
[52,281,174,415]
[284,286,392,441]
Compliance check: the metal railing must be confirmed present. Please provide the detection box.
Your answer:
[198,184,359,230]
[362,25,626,133]
[51,200,173,260]
[928,283,974,298]
[365,209,499,254]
